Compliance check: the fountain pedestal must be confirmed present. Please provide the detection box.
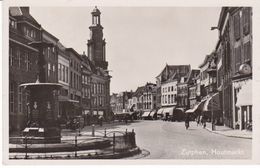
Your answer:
[20,82,62,143]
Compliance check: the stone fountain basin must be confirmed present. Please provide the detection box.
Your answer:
[9,136,111,153]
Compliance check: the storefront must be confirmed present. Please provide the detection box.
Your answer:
[234,78,252,130]
[204,93,222,126]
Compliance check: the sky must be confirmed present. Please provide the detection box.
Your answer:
[30,7,221,94]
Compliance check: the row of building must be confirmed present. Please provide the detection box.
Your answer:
[111,7,252,131]
[9,7,112,132]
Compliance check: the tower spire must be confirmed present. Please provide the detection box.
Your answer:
[87,7,108,70]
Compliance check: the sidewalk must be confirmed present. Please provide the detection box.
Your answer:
[204,122,252,139]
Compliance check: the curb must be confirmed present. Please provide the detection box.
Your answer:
[89,147,142,159]
[205,127,252,139]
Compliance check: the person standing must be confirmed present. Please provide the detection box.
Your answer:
[201,114,206,128]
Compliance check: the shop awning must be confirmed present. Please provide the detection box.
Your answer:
[175,108,185,112]
[185,108,196,113]
[98,111,104,116]
[142,111,151,117]
[163,107,175,115]
[157,108,164,115]
[129,104,135,111]
[236,79,252,106]
[203,93,220,111]
[149,110,156,117]
[114,112,126,116]
[59,99,79,103]
[185,102,201,113]
[197,99,207,111]
[127,112,135,115]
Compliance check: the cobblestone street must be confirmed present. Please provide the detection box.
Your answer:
[78,120,252,159]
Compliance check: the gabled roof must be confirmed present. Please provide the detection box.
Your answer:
[184,69,200,84]
[133,86,145,97]
[9,7,41,28]
[157,64,191,83]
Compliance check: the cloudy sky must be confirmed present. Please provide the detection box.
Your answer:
[30,7,221,93]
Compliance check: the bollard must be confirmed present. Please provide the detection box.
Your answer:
[75,135,78,158]
[92,124,95,137]
[113,133,115,154]
[78,126,81,136]
[132,129,134,133]
[25,136,28,159]
[104,128,107,137]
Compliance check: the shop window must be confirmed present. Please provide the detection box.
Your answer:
[234,12,241,41]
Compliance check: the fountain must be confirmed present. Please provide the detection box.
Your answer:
[20,79,62,143]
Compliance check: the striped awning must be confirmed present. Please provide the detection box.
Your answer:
[203,93,220,111]
[163,107,175,115]
[149,110,156,117]
[142,111,151,117]
[157,108,164,115]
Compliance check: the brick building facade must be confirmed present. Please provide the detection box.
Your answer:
[9,7,41,131]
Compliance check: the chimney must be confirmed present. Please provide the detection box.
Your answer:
[21,7,30,14]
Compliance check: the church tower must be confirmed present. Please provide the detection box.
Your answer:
[87,6,108,70]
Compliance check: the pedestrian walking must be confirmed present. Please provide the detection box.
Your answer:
[197,115,201,126]
[201,115,206,128]
[185,114,190,130]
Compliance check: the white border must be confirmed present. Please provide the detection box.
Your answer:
[2,0,260,166]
